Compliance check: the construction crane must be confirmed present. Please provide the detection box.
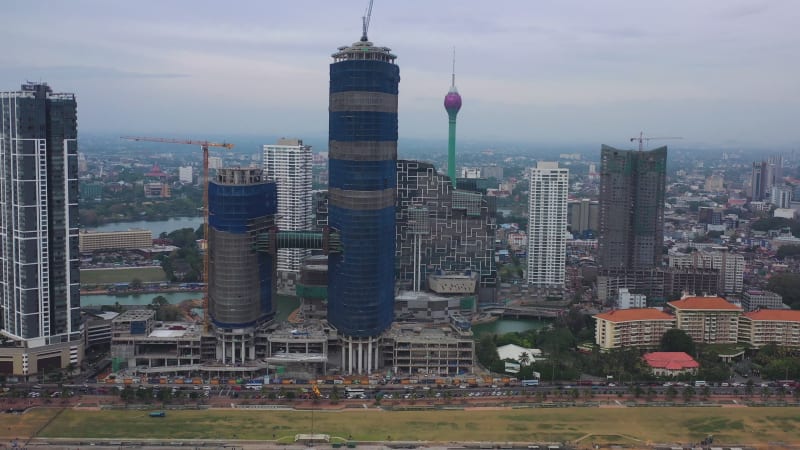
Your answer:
[630,132,682,151]
[120,136,234,332]
[360,0,374,41]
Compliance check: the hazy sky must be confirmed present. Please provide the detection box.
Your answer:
[3,0,798,149]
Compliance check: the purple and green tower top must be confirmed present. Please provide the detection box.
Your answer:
[444,53,462,187]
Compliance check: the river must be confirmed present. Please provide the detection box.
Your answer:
[84,217,203,238]
[81,292,300,322]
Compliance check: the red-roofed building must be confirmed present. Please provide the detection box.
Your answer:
[668,296,742,344]
[593,309,676,350]
[643,352,699,376]
[739,310,800,348]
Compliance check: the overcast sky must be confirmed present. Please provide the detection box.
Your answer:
[2,0,798,149]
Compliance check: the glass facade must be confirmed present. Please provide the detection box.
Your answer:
[327,45,399,338]
[0,83,80,343]
[208,169,277,328]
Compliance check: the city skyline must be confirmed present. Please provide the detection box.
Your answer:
[2,1,799,149]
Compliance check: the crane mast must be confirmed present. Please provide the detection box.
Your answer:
[120,136,234,333]
[361,0,374,41]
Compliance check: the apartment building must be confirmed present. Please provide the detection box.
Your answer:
[667,296,742,344]
[593,308,676,350]
[741,290,785,312]
[739,310,800,349]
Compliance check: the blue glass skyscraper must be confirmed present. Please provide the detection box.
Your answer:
[328,31,399,373]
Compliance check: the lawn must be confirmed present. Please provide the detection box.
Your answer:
[32,407,800,445]
[80,267,167,284]
[0,408,62,439]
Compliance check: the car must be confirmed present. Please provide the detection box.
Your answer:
[721,382,729,387]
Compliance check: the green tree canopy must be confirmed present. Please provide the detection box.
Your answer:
[767,273,800,309]
[660,328,695,354]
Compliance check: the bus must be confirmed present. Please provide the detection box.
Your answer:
[345,387,366,399]
[521,379,540,387]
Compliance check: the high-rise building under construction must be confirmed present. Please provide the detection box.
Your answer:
[598,145,667,271]
[208,167,277,363]
[327,27,399,373]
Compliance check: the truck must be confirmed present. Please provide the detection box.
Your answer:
[149,411,166,418]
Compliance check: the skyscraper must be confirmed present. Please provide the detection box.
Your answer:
[208,168,277,363]
[598,145,667,270]
[396,160,497,299]
[443,52,462,186]
[0,82,82,378]
[263,138,312,291]
[328,27,399,373]
[526,162,568,288]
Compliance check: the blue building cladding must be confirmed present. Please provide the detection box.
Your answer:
[330,60,399,95]
[208,179,277,327]
[208,182,276,232]
[328,50,399,338]
[328,159,396,191]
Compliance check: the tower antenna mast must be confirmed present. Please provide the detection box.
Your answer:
[451,47,456,88]
[361,0,374,41]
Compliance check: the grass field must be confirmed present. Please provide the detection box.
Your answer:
[18,407,800,445]
[80,267,167,284]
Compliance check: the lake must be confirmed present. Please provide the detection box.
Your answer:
[472,318,549,337]
[84,217,203,238]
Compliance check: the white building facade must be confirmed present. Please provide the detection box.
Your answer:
[526,162,568,288]
[262,138,313,280]
[178,166,193,184]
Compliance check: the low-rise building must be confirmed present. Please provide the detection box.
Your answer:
[667,296,742,344]
[593,308,676,350]
[79,229,153,252]
[739,310,800,349]
[642,352,699,377]
[617,288,646,309]
[382,323,474,376]
[742,290,785,312]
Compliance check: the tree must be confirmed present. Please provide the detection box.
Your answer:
[130,278,143,290]
[665,385,678,401]
[660,329,696,355]
[776,245,800,260]
[682,385,695,403]
[767,273,800,309]
[518,352,531,367]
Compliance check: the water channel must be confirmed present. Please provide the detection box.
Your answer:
[84,217,203,238]
[81,217,548,337]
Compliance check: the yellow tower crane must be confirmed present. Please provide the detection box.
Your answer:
[121,136,234,332]
[630,131,682,151]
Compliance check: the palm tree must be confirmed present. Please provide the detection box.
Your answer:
[665,385,678,401]
[518,352,531,367]
[776,385,787,400]
[682,385,695,403]
[701,385,711,400]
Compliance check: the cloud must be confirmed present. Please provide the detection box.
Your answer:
[6,66,191,80]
